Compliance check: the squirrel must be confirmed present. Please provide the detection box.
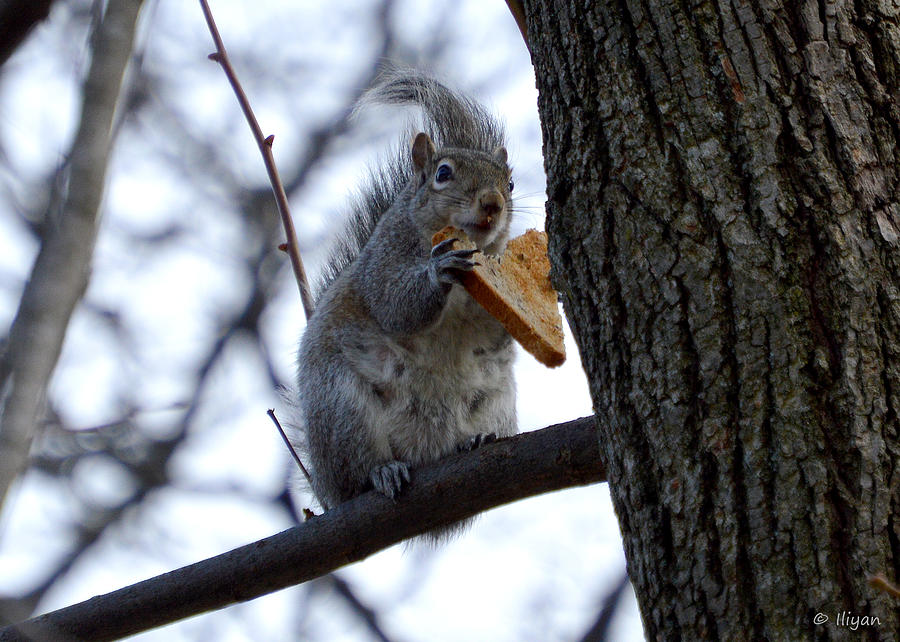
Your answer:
[292,68,517,520]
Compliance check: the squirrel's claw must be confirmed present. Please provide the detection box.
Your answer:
[429,244,478,287]
[431,237,462,256]
[370,460,411,499]
[457,432,498,453]
[431,238,478,260]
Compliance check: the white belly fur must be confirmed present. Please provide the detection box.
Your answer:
[348,286,516,464]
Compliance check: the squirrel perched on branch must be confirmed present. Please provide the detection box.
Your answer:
[291,68,517,528]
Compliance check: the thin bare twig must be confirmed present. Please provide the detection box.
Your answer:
[267,408,318,500]
[198,0,315,319]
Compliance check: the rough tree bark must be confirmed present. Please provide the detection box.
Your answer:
[526,0,899,639]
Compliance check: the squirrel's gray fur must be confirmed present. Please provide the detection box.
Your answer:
[293,68,517,535]
[317,68,507,295]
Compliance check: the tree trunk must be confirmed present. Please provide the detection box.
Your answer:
[526,0,900,639]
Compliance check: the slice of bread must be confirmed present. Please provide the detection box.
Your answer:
[431,226,566,368]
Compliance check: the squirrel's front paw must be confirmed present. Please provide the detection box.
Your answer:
[370,460,411,499]
[429,238,478,286]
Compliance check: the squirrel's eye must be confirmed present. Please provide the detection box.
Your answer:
[508,179,515,193]
[435,164,453,183]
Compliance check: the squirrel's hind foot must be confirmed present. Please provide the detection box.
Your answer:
[369,460,411,499]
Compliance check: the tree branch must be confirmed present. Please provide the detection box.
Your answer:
[0,0,143,514]
[0,416,604,641]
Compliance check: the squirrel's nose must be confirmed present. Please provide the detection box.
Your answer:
[478,190,505,218]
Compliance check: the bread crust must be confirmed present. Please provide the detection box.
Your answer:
[432,226,566,367]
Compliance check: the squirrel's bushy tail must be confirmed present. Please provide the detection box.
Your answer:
[360,66,507,152]
[316,67,507,298]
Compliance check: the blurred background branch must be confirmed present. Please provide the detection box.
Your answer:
[0,0,143,515]
[0,0,58,69]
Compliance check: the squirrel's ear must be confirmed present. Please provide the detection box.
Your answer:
[492,146,508,165]
[411,132,436,172]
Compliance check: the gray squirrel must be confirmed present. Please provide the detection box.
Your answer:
[293,68,517,514]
